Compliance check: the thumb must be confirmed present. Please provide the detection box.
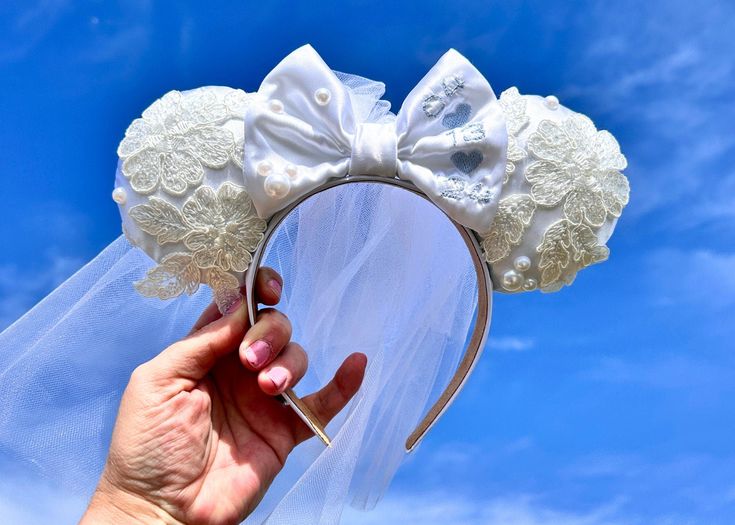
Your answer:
[147,297,249,386]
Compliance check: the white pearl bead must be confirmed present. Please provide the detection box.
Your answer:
[314,88,331,106]
[545,95,559,110]
[111,187,127,205]
[257,160,273,176]
[523,278,538,291]
[502,270,523,291]
[514,255,531,272]
[264,172,291,199]
[285,164,299,179]
[269,99,284,114]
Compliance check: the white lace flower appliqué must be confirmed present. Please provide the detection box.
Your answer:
[498,87,529,183]
[129,182,267,306]
[526,115,629,227]
[117,90,235,196]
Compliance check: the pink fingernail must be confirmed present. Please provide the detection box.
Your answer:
[244,340,271,368]
[267,367,289,391]
[225,296,243,315]
[268,279,282,296]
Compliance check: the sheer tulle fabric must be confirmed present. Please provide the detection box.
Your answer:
[0,73,479,524]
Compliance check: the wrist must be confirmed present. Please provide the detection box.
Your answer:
[80,477,182,525]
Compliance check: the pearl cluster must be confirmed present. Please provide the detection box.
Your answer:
[257,159,300,199]
[501,255,537,292]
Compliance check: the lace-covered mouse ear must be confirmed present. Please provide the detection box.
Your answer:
[112,86,267,313]
[481,87,630,293]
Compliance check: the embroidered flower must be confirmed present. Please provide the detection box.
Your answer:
[118,90,234,196]
[182,184,266,272]
[129,182,266,309]
[129,182,266,273]
[526,115,629,227]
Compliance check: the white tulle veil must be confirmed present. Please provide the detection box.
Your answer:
[0,72,480,524]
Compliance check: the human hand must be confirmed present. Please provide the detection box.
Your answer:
[80,268,367,525]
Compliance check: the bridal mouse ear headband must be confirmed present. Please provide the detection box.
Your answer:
[114,45,630,451]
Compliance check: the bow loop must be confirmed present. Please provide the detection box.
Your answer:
[242,45,508,234]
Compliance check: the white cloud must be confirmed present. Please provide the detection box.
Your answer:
[0,252,84,330]
[490,336,536,352]
[0,0,71,63]
[645,248,735,311]
[559,1,735,231]
[343,492,631,525]
[0,478,86,525]
[580,354,733,390]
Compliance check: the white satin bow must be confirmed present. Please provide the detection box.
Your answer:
[242,45,508,234]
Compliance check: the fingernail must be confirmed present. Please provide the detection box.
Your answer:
[268,279,282,297]
[244,340,271,368]
[225,296,243,315]
[267,367,288,391]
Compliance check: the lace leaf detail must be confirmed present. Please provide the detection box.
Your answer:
[505,134,526,183]
[498,87,529,136]
[224,89,253,119]
[206,268,241,313]
[569,223,610,266]
[499,88,529,182]
[481,194,536,263]
[134,253,201,299]
[129,198,190,244]
[537,220,572,287]
[537,219,609,289]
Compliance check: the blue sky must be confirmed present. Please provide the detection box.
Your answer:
[1,0,734,523]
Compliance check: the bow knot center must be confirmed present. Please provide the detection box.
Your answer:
[350,122,397,177]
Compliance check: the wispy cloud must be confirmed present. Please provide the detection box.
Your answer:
[343,492,631,525]
[0,477,86,525]
[490,336,536,352]
[645,248,735,311]
[559,1,735,233]
[0,0,71,64]
[579,355,734,390]
[0,253,84,330]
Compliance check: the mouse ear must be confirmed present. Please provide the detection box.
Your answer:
[481,87,630,293]
[112,86,267,312]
